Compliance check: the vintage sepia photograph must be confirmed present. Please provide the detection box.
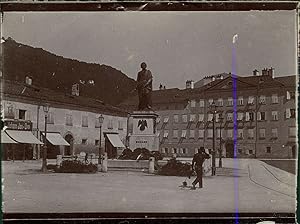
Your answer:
[0,3,298,222]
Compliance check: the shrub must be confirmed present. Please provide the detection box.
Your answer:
[157,158,194,177]
[46,164,57,171]
[118,148,163,161]
[55,160,97,173]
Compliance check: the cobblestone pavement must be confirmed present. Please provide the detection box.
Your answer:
[2,159,296,213]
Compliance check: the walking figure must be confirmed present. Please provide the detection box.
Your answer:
[85,153,89,164]
[191,147,210,190]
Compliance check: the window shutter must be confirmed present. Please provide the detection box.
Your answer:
[287,91,291,100]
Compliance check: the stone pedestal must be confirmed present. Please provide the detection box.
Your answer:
[128,111,159,151]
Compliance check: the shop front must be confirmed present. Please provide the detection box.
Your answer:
[2,120,43,160]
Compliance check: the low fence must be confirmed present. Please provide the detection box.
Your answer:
[56,155,212,175]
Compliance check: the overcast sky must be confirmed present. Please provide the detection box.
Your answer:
[3,11,297,89]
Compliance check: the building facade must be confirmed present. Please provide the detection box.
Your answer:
[121,68,297,159]
[1,79,128,160]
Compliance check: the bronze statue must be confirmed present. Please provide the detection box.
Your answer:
[136,62,153,110]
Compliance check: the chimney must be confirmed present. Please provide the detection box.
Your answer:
[159,83,163,90]
[186,80,194,89]
[163,86,166,90]
[25,76,32,85]
[262,68,268,76]
[72,83,79,96]
[253,69,260,76]
[268,67,275,78]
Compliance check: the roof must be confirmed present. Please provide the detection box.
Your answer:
[1,79,129,117]
[119,74,296,111]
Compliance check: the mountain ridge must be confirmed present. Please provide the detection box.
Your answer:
[1,37,137,106]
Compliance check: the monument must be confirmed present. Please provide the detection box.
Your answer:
[127,62,159,151]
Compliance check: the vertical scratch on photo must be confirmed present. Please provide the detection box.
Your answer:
[232,33,239,224]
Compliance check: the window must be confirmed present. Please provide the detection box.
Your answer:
[291,109,296,118]
[66,114,73,126]
[208,98,214,105]
[174,148,177,154]
[19,109,26,120]
[238,97,244,105]
[161,148,165,154]
[245,112,250,121]
[207,129,213,138]
[181,130,187,138]
[190,100,196,108]
[259,129,266,139]
[182,114,188,123]
[208,113,213,122]
[266,147,271,153]
[199,129,204,139]
[237,112,244,121]
[46,112,54,124]
[156,117,161,123]
[227,113,233,121]
[170,148,174,154]
[217,98,223,106]
[248,96,254,105]
[271,111,278,121]
[227,129,233,138]
[95,140,99,145]
[165,148,168,154]
[198,114,204,122]
[227,97,233,106]
[199,99,205,108]
[288,127,296,137]
[189,130,195,138]
[285,108,295,119]
[249,150,253,155]
[189,114,196,122]
[173,114,179,123]
[238,129,243,139]
[271,94,278,104]
[271,128,278,139]
[108,119,113,129]
[163,130,169,138]
[6,105,14,119]
[287,91,295,100]
[163,117,169,123]
[179,148,183,154]
[118,121,123,130]
[173,130,178,138]
[82,115,88,127]
[259,95,266,104]
[248,129,254,139]
[249,112,254,121]
[182,148,187,154]
[82,139,87,145]
[257,112,266,121]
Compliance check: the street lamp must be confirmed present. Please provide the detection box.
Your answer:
[210,101,217,176]
[218,113,224,168]
[41,103,49,172]
[98,114,104,167]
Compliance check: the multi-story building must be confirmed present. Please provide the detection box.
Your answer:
[120,68,296,159]
[1,78,128,160]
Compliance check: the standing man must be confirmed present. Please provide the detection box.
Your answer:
[136,62,153,110]
[191,147,210,190]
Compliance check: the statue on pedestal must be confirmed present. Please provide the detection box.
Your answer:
[136,62,153,110]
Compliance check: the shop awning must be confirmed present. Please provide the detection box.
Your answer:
[41,132,70,146]
[1,130,18,144]
[6,130,44,145]
[107,134,125,148]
